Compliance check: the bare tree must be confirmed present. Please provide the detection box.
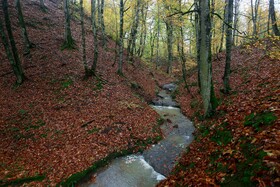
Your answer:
[1,0,25,84]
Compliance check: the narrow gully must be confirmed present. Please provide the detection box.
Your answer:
[80,83,195,187]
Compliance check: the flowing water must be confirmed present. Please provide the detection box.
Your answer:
[80,84,195,187]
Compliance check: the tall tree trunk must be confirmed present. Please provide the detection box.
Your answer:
[156,1,160,69]
[2,0,25,84]
[100,0,106,47]
[127,0,141,61]
[137,2,148,58]
[219,2,227,52]
[232,0,240,46]
[223,0,233,94]
[195,0,201,89]
[80,0,88,75]
[118,0,124,74]
[15,0,32,55]
[166,20,173,74]
[199,0,216,116]
[251,0,260,37]
[0,17,23,84]
[91,0,98,74]
[269,0,280,36]
[62,0,75,49]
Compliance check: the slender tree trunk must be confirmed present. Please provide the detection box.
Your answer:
[156,1,160,69]
[267,10,271,35]
[150,31,155,58]
[15,0,32,55]
[97,0,101,27]
[62,0,75,49]
[199,0,216,116]
[100,0,106,47]
[232,0,240,46]
[2,0,25,84]
[80,0,88,75]
[269,0,280,36]
[219,2,227,52]
[251,0,260,37]
[137,2,148,57]
[166,20,173,74]
[0,17,23,84]
[91,0,98,74]
[223,0,233,94]
[127,0,141,61]
[118,0,124,74]
[195,0,201,89]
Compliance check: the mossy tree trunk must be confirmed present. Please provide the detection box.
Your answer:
[62,0,75,50]
[223,0,233,94]
[15,0,33,55]
[165,20,173,74]
[199,0,216,117]
[1,0,25,84]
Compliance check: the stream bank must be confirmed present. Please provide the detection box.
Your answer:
[80,83,195,187]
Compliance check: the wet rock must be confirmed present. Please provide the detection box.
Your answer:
[162,83,177,91]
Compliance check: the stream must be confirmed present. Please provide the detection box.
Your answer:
[80,83,195,187]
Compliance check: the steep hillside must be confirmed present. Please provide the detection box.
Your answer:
[159,37,280,186]
[0,0,173,186]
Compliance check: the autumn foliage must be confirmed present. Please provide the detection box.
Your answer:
[158,37,280,186]
[0,1,172,186]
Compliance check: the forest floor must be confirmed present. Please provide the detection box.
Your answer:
[159,38,280,186]
[1,0,279,187]
[0,1,173,186]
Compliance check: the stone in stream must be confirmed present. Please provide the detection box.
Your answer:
[152,90,180,107]
[162,83,177,91]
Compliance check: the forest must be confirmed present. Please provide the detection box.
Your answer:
[0,0,279,186]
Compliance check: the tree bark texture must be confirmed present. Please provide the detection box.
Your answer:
[79,0,88,75]
[223,0,233,94]
[199,0,215,116]
[91,0,98,74]
[118,0,124,74]
[269,0,280,36]
[63,0,75,49]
